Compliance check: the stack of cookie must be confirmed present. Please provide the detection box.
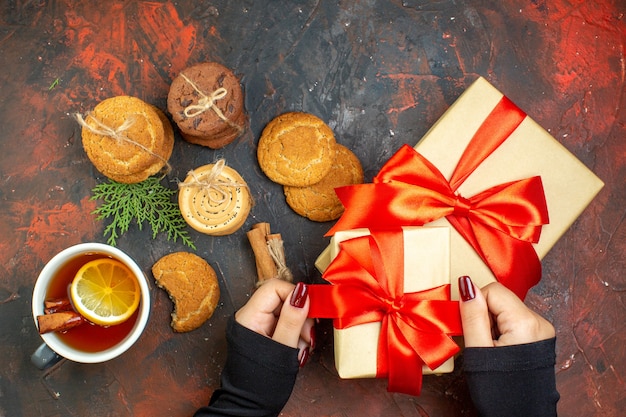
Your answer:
[167,62,247,149]
[257,112,364,222]
[79,96,174,183]
[178,161,252,236]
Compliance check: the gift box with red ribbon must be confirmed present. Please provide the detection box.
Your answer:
[316,76,604,300]
[308,227,462,396]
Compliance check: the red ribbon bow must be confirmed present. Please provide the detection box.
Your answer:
[327,97,549,299]
[308,230,462,396]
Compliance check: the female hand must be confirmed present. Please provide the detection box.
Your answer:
[458,276,555,348]
[235,279,315,366]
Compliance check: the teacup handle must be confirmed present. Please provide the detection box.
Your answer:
[31,343,63,370]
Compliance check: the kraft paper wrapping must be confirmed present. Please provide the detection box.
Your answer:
[316,77,604,300]
[327,226,454,379]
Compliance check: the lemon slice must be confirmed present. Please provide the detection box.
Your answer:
[70,258,141,326]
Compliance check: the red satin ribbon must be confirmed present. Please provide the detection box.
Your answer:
[327,97,549,299]
[308,230,462,396]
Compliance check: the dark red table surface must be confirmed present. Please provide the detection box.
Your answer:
[1,1,624,416]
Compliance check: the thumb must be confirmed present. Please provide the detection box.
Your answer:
[272,282,310,349]
[458,276,494,347]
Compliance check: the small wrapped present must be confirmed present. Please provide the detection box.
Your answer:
[318,77,604,300]
[308,227,462,396]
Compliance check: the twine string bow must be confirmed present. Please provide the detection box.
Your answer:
[74,112,171,176]
[178,159,247,204]
[179,73,244,133]
[267,238,293,282]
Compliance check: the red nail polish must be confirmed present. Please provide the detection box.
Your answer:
[458,276,476,301]
[290,282,308,308]
[310,326,316,350]
[299,347,310,368]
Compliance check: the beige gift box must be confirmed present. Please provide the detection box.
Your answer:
[323,226,455,379]
[317,77,604,300]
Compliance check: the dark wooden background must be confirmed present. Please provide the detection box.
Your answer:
[0,1,624,416]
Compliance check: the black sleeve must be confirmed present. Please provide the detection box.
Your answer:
[193,316,300,417]
[463,337,559,417]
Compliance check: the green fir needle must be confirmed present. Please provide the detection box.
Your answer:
[90,177,196,249]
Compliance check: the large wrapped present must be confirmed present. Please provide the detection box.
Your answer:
[317,77,604,300]
[308,227,462,396]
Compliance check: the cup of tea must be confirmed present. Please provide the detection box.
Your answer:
[31,243,151,367]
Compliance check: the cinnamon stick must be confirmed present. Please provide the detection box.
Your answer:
[44,297,73,314]
[252,222,271,236]
[37,311,85,334]
[250,222,271,280]
[247,227,277,282]
[266,233,281,241]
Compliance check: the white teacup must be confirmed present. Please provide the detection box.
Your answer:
[31,243,150,366]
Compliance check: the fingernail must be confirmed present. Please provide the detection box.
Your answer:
[299,347,310,368]
[458,276,476,301]
[290,282,308,308]
[310,326,316,351]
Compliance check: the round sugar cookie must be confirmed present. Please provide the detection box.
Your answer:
[284,144,363,222]
[81,96,170,183]
[152,252,220,332]
[257,112,336,187]
[178,163,251,236]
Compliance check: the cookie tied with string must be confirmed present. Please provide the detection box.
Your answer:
[78,96,174,183]
[178,160,252,236]
[167,62,247,149]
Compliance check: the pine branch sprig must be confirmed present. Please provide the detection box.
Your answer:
[91,177,196,249]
